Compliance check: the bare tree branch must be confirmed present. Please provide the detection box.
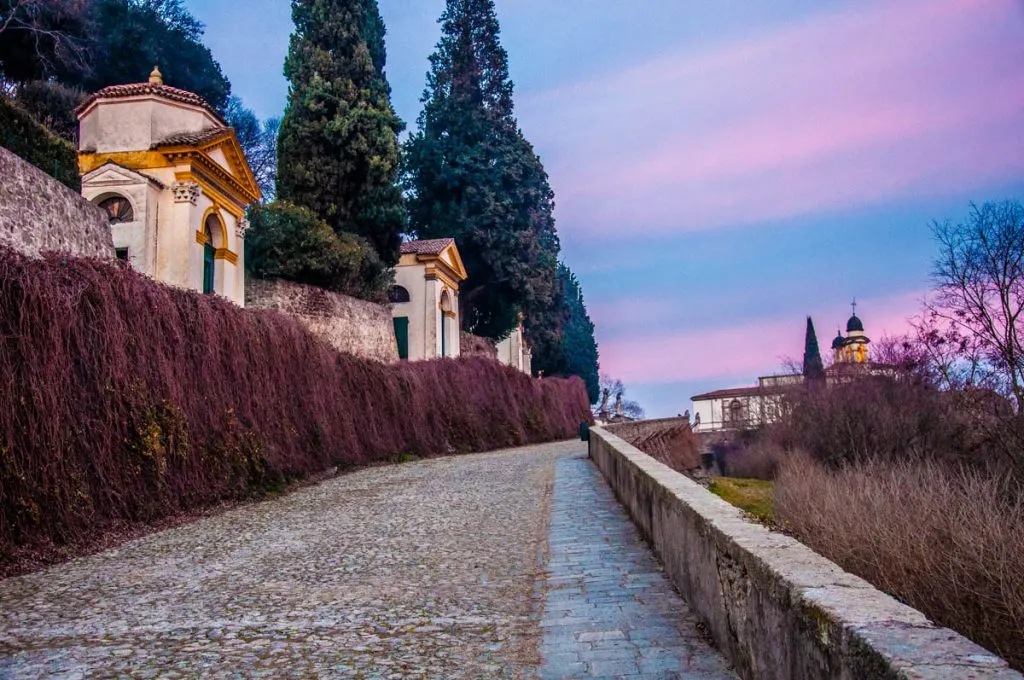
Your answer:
[930,201,1024,410]
[0,0,92,80]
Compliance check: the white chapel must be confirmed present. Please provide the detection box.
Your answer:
[76,67,261,305]
[390,238,468,361]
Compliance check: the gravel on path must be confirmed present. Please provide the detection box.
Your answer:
[0,440,737,679]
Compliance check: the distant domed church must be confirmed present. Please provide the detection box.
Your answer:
[831,305,871,365]
[692,301,887,432]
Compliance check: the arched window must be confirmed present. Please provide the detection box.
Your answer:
[389,285,411,303]
[727,399,745,424]
[97,195,134,224]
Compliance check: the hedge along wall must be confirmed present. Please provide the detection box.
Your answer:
[0,247,591,562]
[0,96,80,192]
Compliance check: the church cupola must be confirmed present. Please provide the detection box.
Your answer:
[831,329,846,363]
[841,300,870,364]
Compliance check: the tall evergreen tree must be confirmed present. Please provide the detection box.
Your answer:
[404,0,559,340]
[803,316,826,381]
[277,0,406,266]
[528,263,601,402]
[558,264,600,402]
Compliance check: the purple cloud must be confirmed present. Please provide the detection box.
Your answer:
[596,291,924,385]
[518,0,1024,239]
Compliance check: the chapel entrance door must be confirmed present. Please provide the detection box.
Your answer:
[393,317,409,360]
[202,243,215,294]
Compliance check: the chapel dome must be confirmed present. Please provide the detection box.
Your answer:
[831,333,846,350]
[846,314,864,333]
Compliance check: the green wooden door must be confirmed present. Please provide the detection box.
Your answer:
[393,316,409,360]
[203,243,215,294]
[441,314,448,357]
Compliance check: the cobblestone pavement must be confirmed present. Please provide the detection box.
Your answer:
[536,454,737,679]
[0,442,580,679]
[0,442,734,679]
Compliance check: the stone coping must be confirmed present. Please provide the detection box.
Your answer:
[588,426,1022,680]
[603,416,691,432]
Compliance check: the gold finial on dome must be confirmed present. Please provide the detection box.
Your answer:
[149,65,163,85]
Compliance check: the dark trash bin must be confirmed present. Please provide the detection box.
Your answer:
[579,421,590,442]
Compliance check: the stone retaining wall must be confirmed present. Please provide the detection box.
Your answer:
[0,147,113,259]
[246,277,398,364]
[460,331,497,359]
[588,426,1022,680]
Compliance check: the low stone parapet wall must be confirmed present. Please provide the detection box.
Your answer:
[588,426,1021,680]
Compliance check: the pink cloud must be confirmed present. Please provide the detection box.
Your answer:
[518,0,1024,237]
[599,291,924,385]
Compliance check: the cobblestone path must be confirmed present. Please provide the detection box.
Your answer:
[537,454,737,679]
[0,441,734,679]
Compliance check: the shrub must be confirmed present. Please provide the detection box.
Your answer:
[0,247,591,570]
[0,95,79,191]
[775,456,1024,670]
[765,377,1017,474]
[245,201,391,302]
[13,80,86,143]
[721,439,787,481]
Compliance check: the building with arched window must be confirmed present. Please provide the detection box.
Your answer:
[391,238,467,361]
[76,67,261,305]
[691,305,883,432]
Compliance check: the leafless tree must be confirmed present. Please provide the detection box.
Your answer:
[0,0,92,82]
[594,373,645,420]
[930,201,1024,410]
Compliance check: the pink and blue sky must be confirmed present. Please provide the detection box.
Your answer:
[189,0,1024,416]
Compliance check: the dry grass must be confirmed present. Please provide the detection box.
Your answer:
[721,440,787,481]
[775,456,1024,670]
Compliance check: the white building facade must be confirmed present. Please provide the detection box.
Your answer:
[692,309,879,432]
[390,238,467,361]
[495,322,533,375]
[691,376,796,433]
[77,67,261,305]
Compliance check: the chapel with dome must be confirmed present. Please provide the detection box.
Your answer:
[76,66,261,305]
[831,302,871,365]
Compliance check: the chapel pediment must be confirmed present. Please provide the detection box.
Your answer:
[152,128,261,203]
[81,162,164,189]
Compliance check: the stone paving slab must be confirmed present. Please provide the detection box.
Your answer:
[0,441,583,679]
[536,454,737,679]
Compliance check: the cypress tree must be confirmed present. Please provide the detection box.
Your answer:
[404,0,560,340]
[559,264,600,403]
[277,0,406,267]
[803,316,826,381]
[528,264,600,403]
